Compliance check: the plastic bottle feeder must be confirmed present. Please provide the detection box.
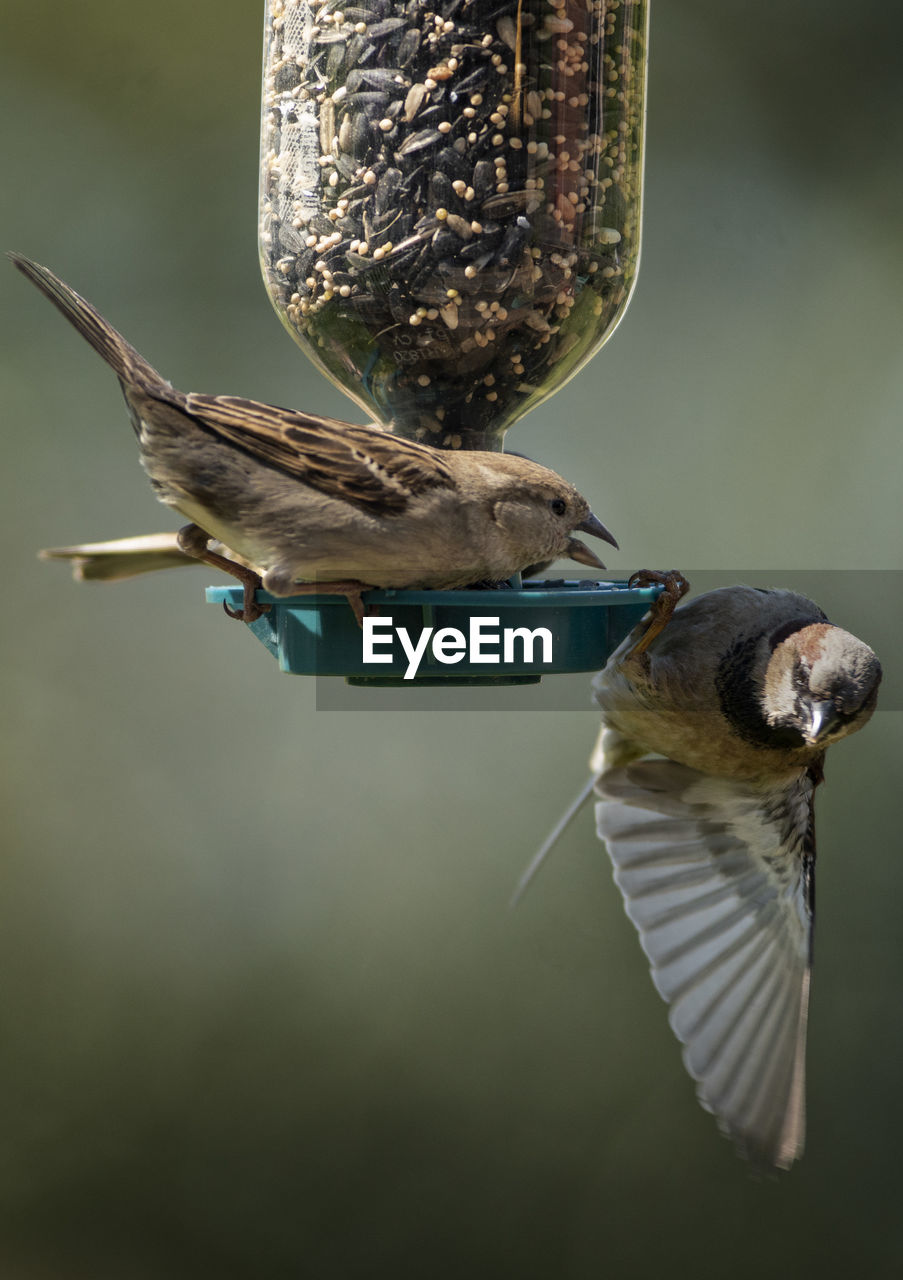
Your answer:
[232,0,651,684]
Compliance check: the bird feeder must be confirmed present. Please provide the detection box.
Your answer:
[228,0,652,683]
[208,578,658,685]
[259,0,647,451]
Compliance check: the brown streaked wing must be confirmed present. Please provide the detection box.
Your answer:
[595,757,815,1170]
[182,394,456,516]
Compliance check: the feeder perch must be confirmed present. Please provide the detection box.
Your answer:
[207,579,659,685]
[248,0,650,683]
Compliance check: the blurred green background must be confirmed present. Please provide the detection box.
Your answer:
[1,1,901,1276]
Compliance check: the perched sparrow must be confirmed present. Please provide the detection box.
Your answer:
[12,255,616,621]
[521,575,882,1170]
[38,447,561,589]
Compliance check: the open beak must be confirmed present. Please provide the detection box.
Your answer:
[803,699,840,744]
[577,512,619,550]
[561,511,618,571]
[566,538,608,570]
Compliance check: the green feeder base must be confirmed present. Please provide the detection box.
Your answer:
[205,579,658,686]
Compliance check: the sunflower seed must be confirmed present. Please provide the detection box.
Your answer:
[345,34,377,64]
[327,42,346,77]
[375,167,403,214]
[496,17,517,50]
[448,66,490,99]
[479,191,527,217]
[470,159,495,202]
[345,91,391,109]
[334,154,359,179]
[397,128,442,156]
[397,30,421,67]
[430,227,461,258]
[404,82,427,121]
[366,17,406,37]
[411,103,448,128]
[350,113,372,155]
[359,67,407,88]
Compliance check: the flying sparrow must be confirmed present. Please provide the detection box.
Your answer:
[519,574,882,1169]
[12,254,616,622]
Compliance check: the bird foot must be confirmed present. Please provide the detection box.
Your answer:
[627,569,691,656]
[222,595,269,624]
[177,523,270,624]
[266,579,375,628]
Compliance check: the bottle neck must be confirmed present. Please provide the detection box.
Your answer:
[389,424,507,453]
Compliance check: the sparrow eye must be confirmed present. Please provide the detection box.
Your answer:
[549,498,567,517]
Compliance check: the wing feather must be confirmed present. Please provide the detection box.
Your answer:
[596,757,814,1168]
[181,394,457,516]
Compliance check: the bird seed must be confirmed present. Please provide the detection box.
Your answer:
[261,0,647,448]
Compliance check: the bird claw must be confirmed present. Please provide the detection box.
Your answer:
[345,588,366,628]
[178,522,270,624]
[627,569,691,656]
[255,579,374,628]
[334,584,375,629]
[222,597,271,624]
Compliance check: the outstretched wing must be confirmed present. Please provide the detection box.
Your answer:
[595,757,816,1169]
[183,395,457,517]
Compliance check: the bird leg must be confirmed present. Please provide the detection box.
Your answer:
[261,578,374,629]
[177,523,270,624]
[627,569,691,655]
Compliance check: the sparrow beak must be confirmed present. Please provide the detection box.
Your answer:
[577,512,619,550]
[566,538,607,570]
[803,699,840,744]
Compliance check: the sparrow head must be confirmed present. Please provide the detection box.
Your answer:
[473,454,617,572]
[762,622,882,747]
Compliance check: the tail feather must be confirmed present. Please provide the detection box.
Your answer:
[39,533,194,582]
[9,253,167,390]
[38,533,257,582]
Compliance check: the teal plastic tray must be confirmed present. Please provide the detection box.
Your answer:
[206,579,658,685]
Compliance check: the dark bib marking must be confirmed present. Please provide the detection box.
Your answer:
[715,632,808,750]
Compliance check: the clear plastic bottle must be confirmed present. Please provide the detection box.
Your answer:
[260,0,648,449]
